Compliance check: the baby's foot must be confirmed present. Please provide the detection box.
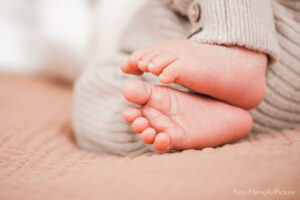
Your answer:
[121,40,267,109]
[122,81,253,151]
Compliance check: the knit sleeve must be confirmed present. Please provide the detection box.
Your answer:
[72,54,154,155]
[186,0,280,66]
[161,0,193,16]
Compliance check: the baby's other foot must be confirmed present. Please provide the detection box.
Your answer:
[122,81,253,151]
[121,40,267,109]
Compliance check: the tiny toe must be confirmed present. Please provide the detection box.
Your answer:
[159,63,179,84]
[129,46,154,68]
[159,73,175,84]
[123,81,152,105]
[153,133,171,151]
[140,127,156,144]
[132,117,149,133]
[122,107,141,123]
[137,60,148,72]
[148,54,177,75]
[138,50,161,72]
[120,62,143,75]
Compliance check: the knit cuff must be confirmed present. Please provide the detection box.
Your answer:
[187,0,280,66]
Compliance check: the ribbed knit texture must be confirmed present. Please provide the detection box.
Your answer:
[188,0,280,65]
[250,0,300,133]
[118,0,191,54]
[73,55,156,155]
[73,0,190,155]
[72,0,300,155]
[1,73,300,200]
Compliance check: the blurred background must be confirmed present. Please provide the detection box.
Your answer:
[0,0,137,82]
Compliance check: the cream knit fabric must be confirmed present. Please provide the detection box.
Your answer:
[168,0,280,64]
[73,0,300,155]
[73,0,189,155]
[250,0,300,132]
[73,55,156,155]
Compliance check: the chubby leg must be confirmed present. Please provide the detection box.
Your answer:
[122,81,253,151]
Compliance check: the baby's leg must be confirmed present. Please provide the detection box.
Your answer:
[122,40,267,109]
[122,81,253,151]
[73,56,154,155]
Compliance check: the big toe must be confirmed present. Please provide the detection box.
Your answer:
[123,81,151,105]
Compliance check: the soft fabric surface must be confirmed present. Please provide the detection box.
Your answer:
[0,73,299,200]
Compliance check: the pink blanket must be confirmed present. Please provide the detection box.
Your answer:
[0,73,299,200]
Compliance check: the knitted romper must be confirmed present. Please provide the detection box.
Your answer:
[72,0,300,155]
